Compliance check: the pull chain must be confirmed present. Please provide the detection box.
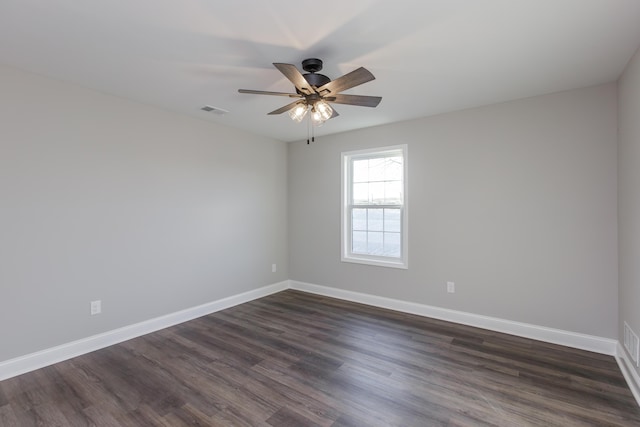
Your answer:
[305,113,317,144]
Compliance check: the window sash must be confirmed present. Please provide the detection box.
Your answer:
[349,154,403,206]
[348,205,403,258]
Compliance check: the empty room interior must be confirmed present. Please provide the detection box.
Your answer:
[2,1,640,425]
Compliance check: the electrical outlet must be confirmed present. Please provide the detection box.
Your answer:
[90,300,101,315]
[272,263,277,273]
[447,282,455,293]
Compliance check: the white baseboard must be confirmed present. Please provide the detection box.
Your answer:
[289,280,618,356]
[0,279,623,386]
[0,281,289,381]
[617,343,640,407]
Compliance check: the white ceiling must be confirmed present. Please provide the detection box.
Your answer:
[1,1,640,142]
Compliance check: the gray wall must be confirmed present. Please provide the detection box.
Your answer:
[0,65,288,362]
[289,84,618,338]
[619,46,640,376]
[0,59,624,365]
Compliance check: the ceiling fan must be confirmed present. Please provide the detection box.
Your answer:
[238,58,381,126]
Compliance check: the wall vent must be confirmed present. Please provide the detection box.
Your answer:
[201,105,229,115]
[624,322,639,366]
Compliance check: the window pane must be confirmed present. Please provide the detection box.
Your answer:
[384,208,401,232]
[369,158,386,182]
[353,159,368,183]
[353,183,368,204]
[370,182,385,204]
[383,232,401,257]
[352,231,367,253]
[368,208,383,231]
[385,156,403,181]
[352,208,367,230]
[368,231,384,255]
[384,181,402,204]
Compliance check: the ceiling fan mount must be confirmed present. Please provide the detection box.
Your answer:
[301,58,324,73]
[238,58,382,126]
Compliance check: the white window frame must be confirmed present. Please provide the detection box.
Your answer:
[341,144,408,269]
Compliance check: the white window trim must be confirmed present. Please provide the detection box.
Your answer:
[341,144,408,269]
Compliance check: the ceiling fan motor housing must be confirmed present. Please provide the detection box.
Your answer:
[299,58,331,93]
[303,72,330,88]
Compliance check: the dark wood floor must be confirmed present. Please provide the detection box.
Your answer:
[1,290,639,426]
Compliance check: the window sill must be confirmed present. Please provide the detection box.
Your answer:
[341,255,408,269]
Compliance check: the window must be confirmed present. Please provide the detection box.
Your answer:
[341,145,407,269]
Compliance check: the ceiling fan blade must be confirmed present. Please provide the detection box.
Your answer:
[238,89,301,98]
[273,63,316,95]
[316,67,375,95]
[326,94,382,108]
[329,107,339,119]
[268,100,305,115]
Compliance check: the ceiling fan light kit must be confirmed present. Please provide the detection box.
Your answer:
[238,58,381,128]
[290,100,334,125]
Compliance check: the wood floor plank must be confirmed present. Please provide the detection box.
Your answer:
[0,404,21,427]
[1,289,639,426]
